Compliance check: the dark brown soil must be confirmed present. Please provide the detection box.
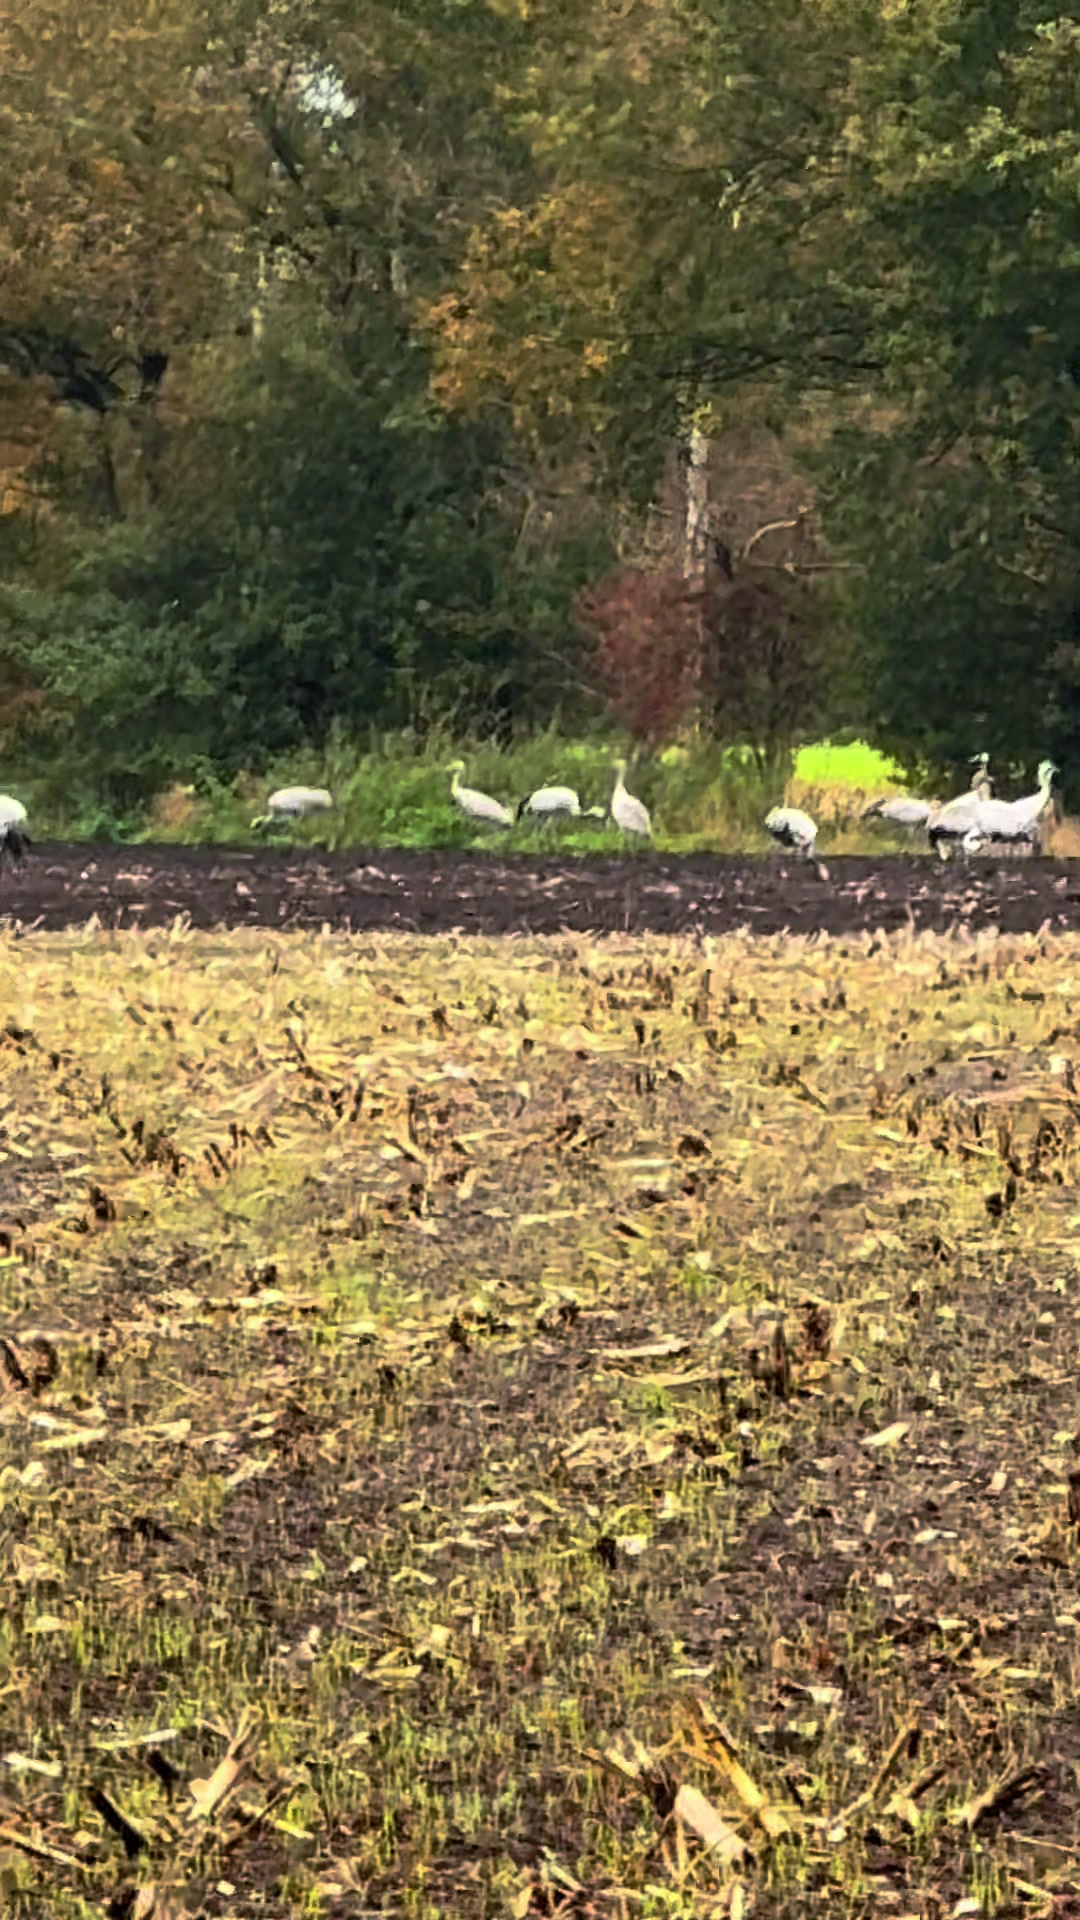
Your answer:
[8,843,1080,936]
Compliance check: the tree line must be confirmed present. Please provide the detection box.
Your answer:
[0,0,1077,804]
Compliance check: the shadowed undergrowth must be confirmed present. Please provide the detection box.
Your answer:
[2,926,1080,1915]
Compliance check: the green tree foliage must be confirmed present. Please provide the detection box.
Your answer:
[0,0,603,792]
[426,0,1080,772]
[5,0,1078,789]
[1,321,602,799]
[814,9,1080,770]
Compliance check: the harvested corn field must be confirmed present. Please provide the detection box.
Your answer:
[2,925,1080,1915]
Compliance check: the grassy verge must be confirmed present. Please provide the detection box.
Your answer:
[13,732,923,854]
[2,925,1080,1915]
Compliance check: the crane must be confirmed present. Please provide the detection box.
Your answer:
[925,754,999,856]
[765,805,829,881]
[928,758,1055,857]
[517,784,581,823]
[765,805,817,854]
[0,795,30,865]
[251,786,333,831]
[863,753,991,837]
[610,760,652,839]
[927,792,982,857]
[448,761,514,828]
[969,752,993,798]
[956,759,1058,853]
[517,785,607,825]
[862,794,932,832]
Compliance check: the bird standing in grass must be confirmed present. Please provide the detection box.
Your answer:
[0,794,30,865]
[765,805,829,881]
[517,784,607,826]
[516,784,581,824]
[610,760,651,840]
[448,760,514,828]
[251,786,333,831]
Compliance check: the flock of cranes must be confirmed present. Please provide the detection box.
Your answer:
[923,758,1058,856]
[248,763,654,838]
[447,757,652,837]
[765,751,1060,873]
[261,753,1057,870]
[0,752,1061,873]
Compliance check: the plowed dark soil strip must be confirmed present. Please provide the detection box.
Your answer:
[5,843,1080,936]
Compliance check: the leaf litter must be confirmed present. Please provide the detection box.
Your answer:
[2,926,1080,1912]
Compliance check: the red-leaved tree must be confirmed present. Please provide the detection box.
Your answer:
[578,559,847,753]
[576,567,702,742]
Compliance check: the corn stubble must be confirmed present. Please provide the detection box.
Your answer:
[0,922,1079,1915]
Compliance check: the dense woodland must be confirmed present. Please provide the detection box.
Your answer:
[0,0,1078,807]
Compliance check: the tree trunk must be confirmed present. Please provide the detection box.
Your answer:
[682,425,710,584]
[98,420,121,519]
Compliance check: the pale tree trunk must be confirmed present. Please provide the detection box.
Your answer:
[250,250,267,346]
[681,424,710,584]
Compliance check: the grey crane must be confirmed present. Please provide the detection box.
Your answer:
[517,784,581,823]
[925,754,999,857]
[765,804,817,854]
[969,752,994,799]
[251,786,333,831]
[516,785,607,825]
[0,794,30,865]
[448,760,514,829]
[862,794,932,832]
[863,753,991,838]
[765,804,829,881]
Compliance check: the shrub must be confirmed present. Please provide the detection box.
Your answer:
[576,567,702,742]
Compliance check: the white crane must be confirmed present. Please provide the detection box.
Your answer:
[251,786,333,831]
[765,805,829,881]
[610,760,651,840]
[448,760,514,829]
[0,795,30,865]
